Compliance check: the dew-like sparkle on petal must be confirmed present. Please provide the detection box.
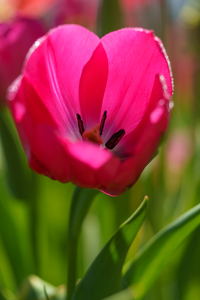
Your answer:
[133,28,174,94]
[155,36,174,94]
[7,75,22,101]
[24,36,46,69]
[169,101,174,111]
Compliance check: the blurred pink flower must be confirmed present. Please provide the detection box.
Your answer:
[4,0,58,17]
[0,15,45,105]
[166,129,192,175]
[8,25,173,196]
[3,0,99,30]
[47,0,99,30]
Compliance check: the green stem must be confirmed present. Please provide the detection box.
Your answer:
[96,0,122,37]
[29,171,39,274]
[66,236,78,300]
[66,187,98,300]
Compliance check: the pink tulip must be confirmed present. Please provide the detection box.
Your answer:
[4,0,58,17]
[52,0,99,30]
[4,0,99,30]
[0,15,45,105]
[166,129,192,175]
[8,25,173,196]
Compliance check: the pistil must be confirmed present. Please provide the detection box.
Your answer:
[76,111,125,148]
[83,124,103,145]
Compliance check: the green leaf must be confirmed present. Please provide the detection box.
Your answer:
[18,275,56,300]
[66,187,99,300]
[123,203,200,300]
[0,108,32,200]
[0,289,17,300]
[71,196,149,300]
[97,0,122,37]
[50,285,66,300]
[100,289,134,300]
[0,180,34,286]
[0,234,17,292]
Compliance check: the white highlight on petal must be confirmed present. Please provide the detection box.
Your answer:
[132,28,174,94]
[169,100,174,111]
[124,28,174,95]
[159,74,174,112]
[7,75,22,101]
[159,74,168,93]
[155,36,174,94]
[24,35,46,69]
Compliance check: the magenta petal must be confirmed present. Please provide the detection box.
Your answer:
[23,25,100,139]
[30,125,71,182]
[64,141,121,189]
[8,75,57,159]
[31,130,117,189]
[101,75,171,196]
[101,28,173,139]
[30,124,121,189]
[114,74,170,156]
[79,42,108,129]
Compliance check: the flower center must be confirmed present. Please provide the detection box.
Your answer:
[76,111,125,149]
[83,124,103,145]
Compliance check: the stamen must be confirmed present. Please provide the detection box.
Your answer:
[105,129,125,149]
[77,113,84,136]
[99,110,107,135]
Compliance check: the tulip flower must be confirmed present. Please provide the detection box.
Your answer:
[52,0,99,30]
[2,0,58,17]
[165,129,192,192]
[8,25,173,196]
[3,0,99,31]
[0,15,45,105]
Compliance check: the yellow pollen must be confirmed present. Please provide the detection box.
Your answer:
[82,124,103,145]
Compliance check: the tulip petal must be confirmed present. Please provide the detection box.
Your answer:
[101,28,173,142]
[64,141,121,189]
[30,125,71,182]
[79,42,108,130]
[30,124,121,189]
[113,74,170,157]
[101,75,171,196]
[23,24,100,140]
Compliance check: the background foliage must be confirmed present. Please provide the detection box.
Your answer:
[0,0,200,299]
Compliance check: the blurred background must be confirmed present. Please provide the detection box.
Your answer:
[0,0,200,299]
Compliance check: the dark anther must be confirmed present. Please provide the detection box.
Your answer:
[105,129,125,149]
[99,110,107,136]
[77,113,84,136]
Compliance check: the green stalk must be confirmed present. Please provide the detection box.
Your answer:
[66,187,98,300]
[96,0,122,37]
[29,171,39,274]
